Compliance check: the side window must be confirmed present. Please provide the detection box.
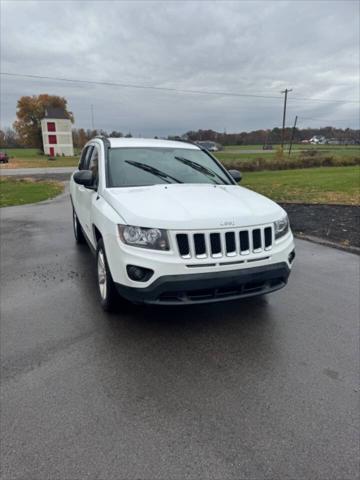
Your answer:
[88,147,99,185]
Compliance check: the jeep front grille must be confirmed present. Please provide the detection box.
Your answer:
[175,226,273,259]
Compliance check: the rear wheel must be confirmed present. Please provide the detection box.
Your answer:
[96,239,118,312]
[73,208,85,244]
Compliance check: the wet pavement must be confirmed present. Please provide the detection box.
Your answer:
[0,192,359,479]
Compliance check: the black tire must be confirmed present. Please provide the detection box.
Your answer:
[73,208,85,244]
[96,239,119,312]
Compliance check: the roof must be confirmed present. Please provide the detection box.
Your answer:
[107,138,200,150]
[43,107,69,119]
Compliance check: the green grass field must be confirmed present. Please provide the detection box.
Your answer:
[0,147,359,205]
[0,148,79,168]
[242,166,360,205]
[217,145,360,164]
[1,145,359,169]
[0,163,358,206]
[222,144,360,152]
[0,178,64,207]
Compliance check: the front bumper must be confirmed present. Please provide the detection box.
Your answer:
[115,262,291,305]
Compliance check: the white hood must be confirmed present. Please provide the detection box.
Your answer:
[103,184,285,230]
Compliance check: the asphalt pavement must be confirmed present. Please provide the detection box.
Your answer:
[0,166,75,176]
[0,192,359,480]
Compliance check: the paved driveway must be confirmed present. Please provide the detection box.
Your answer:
[0,193,358,480]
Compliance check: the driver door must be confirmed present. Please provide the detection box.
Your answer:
[74,145,94,236]
[79,145,100,242]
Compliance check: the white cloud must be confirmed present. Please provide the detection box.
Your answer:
[1,0,359,134]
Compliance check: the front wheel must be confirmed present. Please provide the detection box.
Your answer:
[96,239,118,312]
[73,208,85,244]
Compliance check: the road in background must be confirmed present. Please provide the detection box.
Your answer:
[0,166,75,176]
[0,193,359,479]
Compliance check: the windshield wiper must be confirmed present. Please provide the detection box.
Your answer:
[125,160,183,184]
[174,156,228,185]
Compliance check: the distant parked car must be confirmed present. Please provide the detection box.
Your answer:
[196,141,221,152]
[0,152,9,163]
[262,145,273,150]
[309,135,327,145]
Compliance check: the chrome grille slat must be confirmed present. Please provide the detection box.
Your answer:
[234,230,241,256]
[175,226,273,259]
[188,234,196,258]
[204,233,211,259]
[248,230,253,253]
[220,231,226,257]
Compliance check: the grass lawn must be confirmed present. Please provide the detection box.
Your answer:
[1,146,359,169]
[0,178,64,207]
[222,144,360,152]
[242,166,360,205]
[0,148,79,168]
[217,145,360,164]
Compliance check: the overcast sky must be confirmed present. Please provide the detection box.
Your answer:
[1,0,359,136]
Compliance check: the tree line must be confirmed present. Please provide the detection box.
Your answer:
[1,94,359,149]
[182,127,360,145]
[0,127,130,149]
[2,125,359,149]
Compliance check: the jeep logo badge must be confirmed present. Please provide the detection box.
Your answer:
[220,219,235,227]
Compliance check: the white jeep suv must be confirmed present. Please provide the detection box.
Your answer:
[70,137,295,311]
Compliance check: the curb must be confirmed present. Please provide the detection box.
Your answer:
[295,233,360,255]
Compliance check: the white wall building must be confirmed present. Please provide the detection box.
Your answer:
[41,108,74,156]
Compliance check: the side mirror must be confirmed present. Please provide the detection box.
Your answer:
[228,169,242,182]
[73,170,95,188]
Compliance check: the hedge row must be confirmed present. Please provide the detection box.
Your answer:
[222,154,360,172]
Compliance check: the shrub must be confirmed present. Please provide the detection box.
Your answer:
[222,154,360,172]
[274,146,285,160]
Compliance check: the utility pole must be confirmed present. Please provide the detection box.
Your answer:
[281,88,292,149]
[288,115,298,157]
[91,104,95,130]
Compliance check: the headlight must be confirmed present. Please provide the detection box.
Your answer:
[274,214,289,240]
[118,225,169,250]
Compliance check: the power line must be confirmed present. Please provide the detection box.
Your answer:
[1,72,359,105]
[0,72,283,100]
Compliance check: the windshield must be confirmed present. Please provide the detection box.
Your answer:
[107,147,232,187]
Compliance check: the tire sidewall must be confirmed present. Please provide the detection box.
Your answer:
[96,239,116,311]
[73,208,85,244]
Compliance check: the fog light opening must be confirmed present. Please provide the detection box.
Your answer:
[288,250,296,264]
[127,265,154,282]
